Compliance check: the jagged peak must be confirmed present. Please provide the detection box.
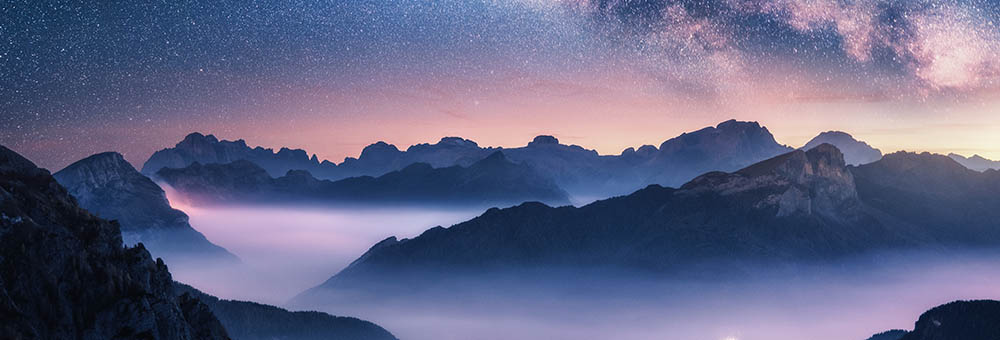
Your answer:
[56,152,142,184]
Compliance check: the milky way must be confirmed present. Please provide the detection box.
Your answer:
[2,0,999,169]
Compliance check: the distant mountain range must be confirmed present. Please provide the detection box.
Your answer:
[802,131,882,165]
[143,120,795,198]
[54,152,239,264]
[298,144,1000,299]
[0,144,397,340]
[866,300,1000,340]
[155,151,570,207]
[948,153,1000,172]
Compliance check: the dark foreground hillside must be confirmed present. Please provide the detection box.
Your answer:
[175,283,398,340]
[0,145,229,339]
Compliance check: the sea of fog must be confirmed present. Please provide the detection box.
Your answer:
[160,187,1000,340]
[162,186,483,305]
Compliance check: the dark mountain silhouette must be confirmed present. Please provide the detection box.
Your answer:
[802,131,882,165]
[866,330,906,340]
[54,152,239,264]
[299,144,1000,300]
[141,132,340,179]
[948,153,1000,172]
[173,283,397,340]
[0,145,230,339]
[899,300,1000,340]
[155,151,571,207]
[851,151,1000,245]
[866,300,1000,340]
[142,120,792,198]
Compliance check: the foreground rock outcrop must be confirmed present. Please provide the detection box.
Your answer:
[0,145,230,339]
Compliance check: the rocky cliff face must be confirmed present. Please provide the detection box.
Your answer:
[0,145,230,340]
[683,143,858,217]
[802,131,882,165]
[54,152,238,264]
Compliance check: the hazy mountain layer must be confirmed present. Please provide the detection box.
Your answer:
[54,152,239,264]
[302,144,1000,299]
[143,120,793,198]
[948,153,1000,172]
[156,151,570,207]
[0,145,230,339]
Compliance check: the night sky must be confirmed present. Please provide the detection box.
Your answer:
[3,0,1000,170]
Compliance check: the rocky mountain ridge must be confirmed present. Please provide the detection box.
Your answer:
[54,152,238,263]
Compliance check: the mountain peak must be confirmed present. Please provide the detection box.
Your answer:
[358,141,402,162]
[716,119,762,131]
[56,151,143,188]
[802,130,881,165]
[438,137,479,147]
[529,135,560,146]
[180,132,219,145]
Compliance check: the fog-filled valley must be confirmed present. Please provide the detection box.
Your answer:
[162,186,483,304]
[297,251,1000,340]
[158,190,1000,340]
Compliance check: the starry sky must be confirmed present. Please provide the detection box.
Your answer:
[3,0,1000,170]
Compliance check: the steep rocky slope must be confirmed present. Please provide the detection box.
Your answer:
[0,145,230,339]
[54,152,238,263]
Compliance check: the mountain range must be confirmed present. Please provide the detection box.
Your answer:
[298,144,1000,299]
[155,151,570,207]
[142,120,795,198]
[948,153,1000,172]
[54,152,239,264]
